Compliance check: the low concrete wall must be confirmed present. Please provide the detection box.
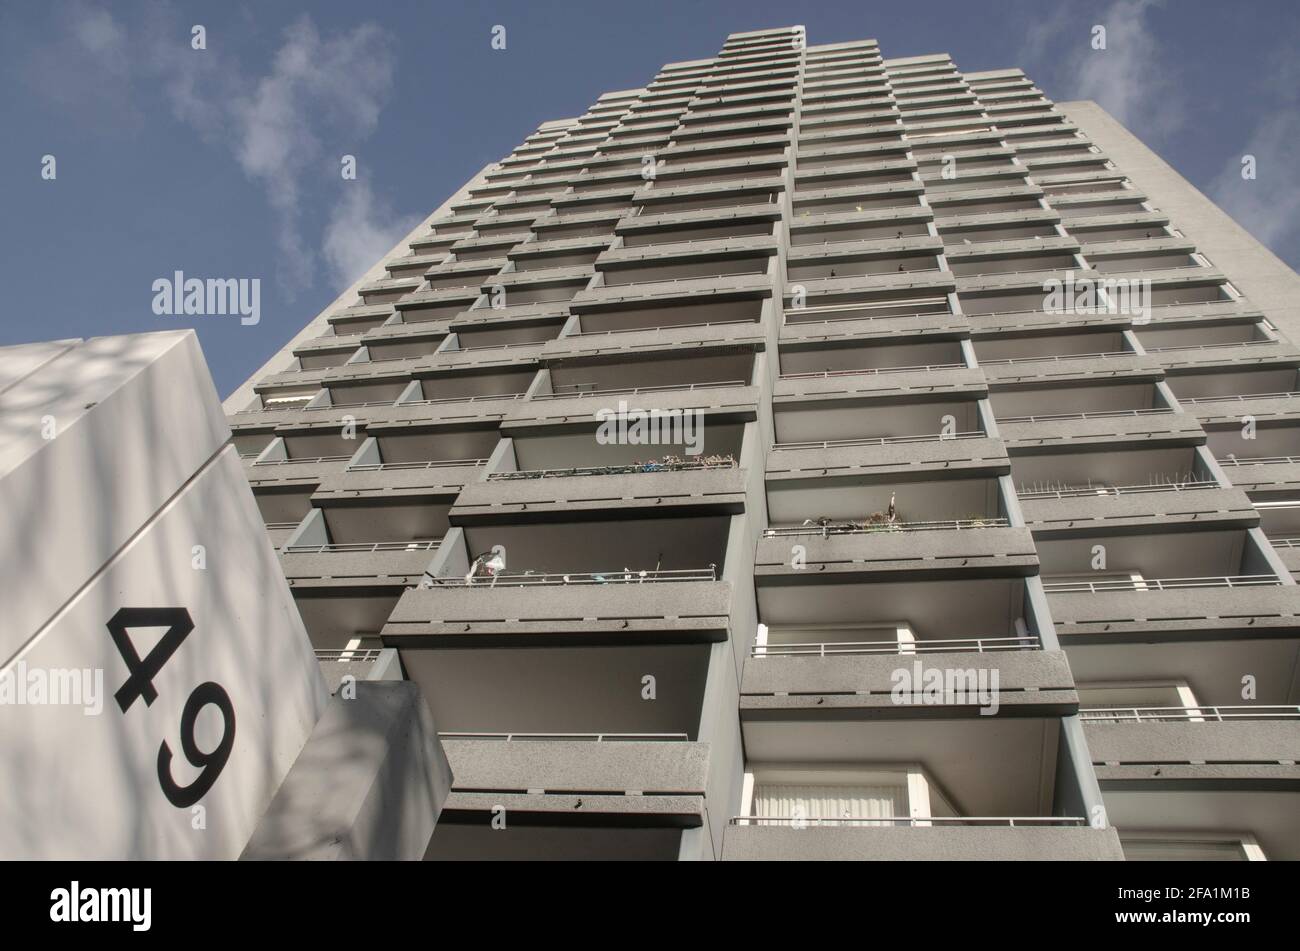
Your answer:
[242,682,451,861]
[722,824,1123,860]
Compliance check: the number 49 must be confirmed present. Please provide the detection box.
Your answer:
[106,607,236,808]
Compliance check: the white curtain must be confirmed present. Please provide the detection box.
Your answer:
[754,783,905,827]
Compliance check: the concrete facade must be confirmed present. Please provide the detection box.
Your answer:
[225,26,1300,861]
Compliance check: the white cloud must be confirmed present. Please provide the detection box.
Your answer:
[192,16,398,289]
[323,181,420,289]
[1017,0,1183,141]
[1206,96,1300,255]
[17,7,402,294]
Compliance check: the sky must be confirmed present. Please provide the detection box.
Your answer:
[1,0,1297,397]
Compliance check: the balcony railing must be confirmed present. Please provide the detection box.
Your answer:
[779,362,965,379]
[1144,339,1276,355]
[1218,454,1300,467]
[753,634,1038,657]
[602,267,771,289]
[1081,705,1300,723]
[977,350,1131,367]
[569,318,756,338]
[314,648,385,663]
[729,815,1087,827]
[427,566,717,587]
[400,392,528,406]
[1042,574,1280,594]
[348,458,488,472]
[774,430,984,450]
[534,379,747,400]
[253,455,352,466]
[438,731,690,742]
[488,456,737,480]
[303,399,396,411]
[1017,479,1219,500]
[763,516,1008,537]
[998,407,1173,423]
[1179,391,1300,406]
[283,540,443,554]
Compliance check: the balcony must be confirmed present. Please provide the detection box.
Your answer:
[1040,525,1300,638]
[1015,445,1252,531]
[383,517,732,644]
[745,559,1073,717]
[455,418,746,519]
[393,287,479,324]
[402,623,712,860]
[314,427,498,497]
[1211,420,1300,492]
[395,366,535,414]
[786,245,941,282]
[754,512,1036,584]
[244,430,358,482]
[1082,703,1300,859]
[992,381,1194,449]
[774,383,985,445]
[513,349,759,426]
[727,721,1120,859]
[1167,367,1300,422]
[279,498,448,585]
[597,251,772,289]
[776,337,968,398]
[252,486,314,549]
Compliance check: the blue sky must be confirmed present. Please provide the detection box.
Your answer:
[1,0,1297,397]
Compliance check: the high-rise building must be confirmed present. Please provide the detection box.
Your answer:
[224,25,1300,861]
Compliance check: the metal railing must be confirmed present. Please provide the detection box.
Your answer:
[753,634,1037,657]
[253,455,352,466]
[1080,705,1300,723]
[401,392,527,406]
[1267,537,1300,549]
[1144,339,1275,354]
[570,318,756,337]
[534,379,747,400]
[779,362,965,380]
[1217,454,1300,467]
[439,731,690,742]
[314,648,385,663]
[729,815,1087,827]
[488,458,737,480]
[602,270,772,293]
[978,350,1130,366]
[999,407,1173,423]
[764,517,1008,537]
[348,458,487,472]
[428,566,717,587]
[303,399,396,410]
[441,341,544,353]
[774,431,984,450]
[284,540,443,555]
[1017,479,1219,500]
[1179,391,1300,405]
[1042,574,1279,594]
